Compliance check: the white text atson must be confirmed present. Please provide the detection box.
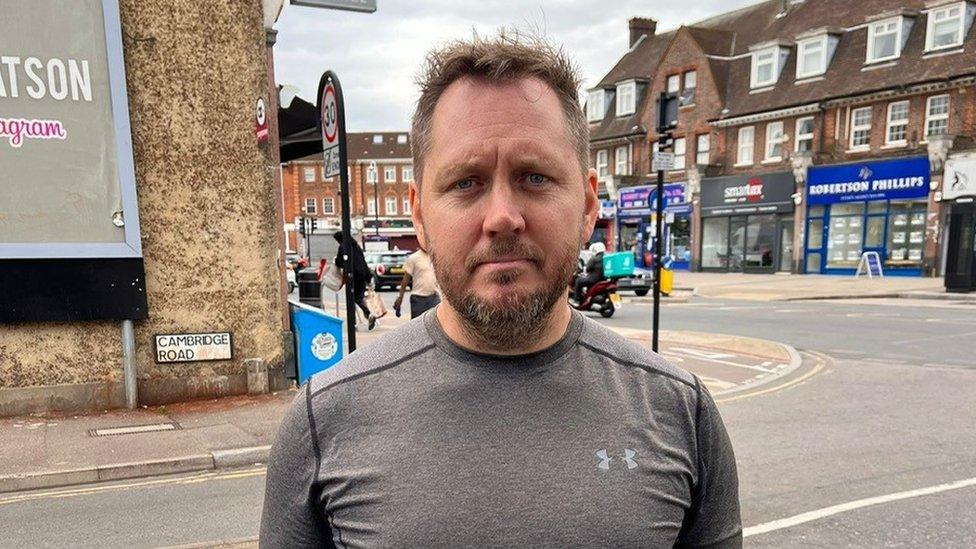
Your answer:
[0,56,92,102]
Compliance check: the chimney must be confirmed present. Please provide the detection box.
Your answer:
[629,17,657,48]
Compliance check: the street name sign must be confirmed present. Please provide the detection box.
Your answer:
[154,332,232,363]
[653,151,675,172]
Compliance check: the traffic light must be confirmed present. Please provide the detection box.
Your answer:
[311,218,318,233]
[298,217,306,236]
[656,91,679,133]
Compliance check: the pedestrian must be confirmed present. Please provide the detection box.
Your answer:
[261,31,741,548]
[393,247,440,319]
[331,231,375,331]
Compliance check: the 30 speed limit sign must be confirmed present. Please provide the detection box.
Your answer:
[321,82,340,177]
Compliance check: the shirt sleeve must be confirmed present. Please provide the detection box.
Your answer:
[675,379,743,548]
[403,253,416,277]
[259,384,335,548]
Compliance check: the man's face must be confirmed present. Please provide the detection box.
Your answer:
[411,76,598,346]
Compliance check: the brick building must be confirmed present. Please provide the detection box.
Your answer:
[281,132,418,259]
[589,0,976,277]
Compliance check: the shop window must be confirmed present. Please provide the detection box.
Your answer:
[926,95,950,138]
[826,203,866,269]
[673,138,686,171]
[886,201,927,267]
[745,214,777,269]
[885,101,909,145]
[701,217,730,269]
[737,126,755,166]
[795,117,814,153]
[849,107,872,150]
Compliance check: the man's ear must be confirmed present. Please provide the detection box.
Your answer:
[409,182,427,249]
[581,168,600,242]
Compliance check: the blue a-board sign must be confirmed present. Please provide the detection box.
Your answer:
[807,156,930,205]
[866,253,883,276]
[290,300,345,385]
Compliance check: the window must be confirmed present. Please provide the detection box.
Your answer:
[367,198,376,215]
[886,101,909,145]
[596,149,608,178]
[385,196,397,215]
[867,18,902,63]
[926,95,950,137]
[682,71,697,105]
[402,197,411,215]
[765,121,784,161]
[797,37,827,78]
[795,117,814,152]
[323,197,335,215]
[666,74,680,94]
[303,167,315,182]
[696,134,710,165]
[673,137,686,171]
[304,198,317,215]
[397,134,407,144]
[616,81,636,116]
[402,166,413,182]
[927,3,965,51]
[367,166,378,184]
[372,134,383,144]
[587,90,605,122]
[751,48,777,88]
[850,107,873,149]
[737,126,755,166]
[384,166,396,183]
[615,146,630,175]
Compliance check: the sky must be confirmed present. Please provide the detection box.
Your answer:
[273,0,758,132]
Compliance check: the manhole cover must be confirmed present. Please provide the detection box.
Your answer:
[89,422,181,437]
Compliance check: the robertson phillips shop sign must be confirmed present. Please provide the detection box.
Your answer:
[807,156,930,205]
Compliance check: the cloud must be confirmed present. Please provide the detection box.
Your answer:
[273,0,755,131]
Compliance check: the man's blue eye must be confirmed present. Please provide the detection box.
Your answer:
[456,179,474,190]
[527,173,548,185]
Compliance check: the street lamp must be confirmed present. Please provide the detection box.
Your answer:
[367,161,379,237]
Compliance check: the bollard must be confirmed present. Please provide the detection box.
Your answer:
[245,358,269,395]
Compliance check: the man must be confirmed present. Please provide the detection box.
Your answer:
[332,231,375,331]
[393,247,440,319]
[573,241,606,303]
[261,32,741,548]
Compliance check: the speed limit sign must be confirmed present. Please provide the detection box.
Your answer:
[321,82,340,177]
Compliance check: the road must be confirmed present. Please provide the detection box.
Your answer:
[1,295,974,547]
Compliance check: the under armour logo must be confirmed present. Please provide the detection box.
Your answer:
[596,449,638,470]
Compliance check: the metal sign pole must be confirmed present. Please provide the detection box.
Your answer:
[653,91,677,353]
[318,70,357,352]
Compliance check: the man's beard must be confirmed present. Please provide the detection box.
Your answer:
[429,232,581,353]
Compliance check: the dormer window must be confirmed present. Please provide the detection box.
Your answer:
[867,16,913,63]
[587,90,606,122]
[372,134,383,144]
[750,46,788,89]
[615,81,636,116]
[927,2,970,51]
[797,36,827,78]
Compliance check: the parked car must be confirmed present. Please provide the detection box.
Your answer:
[365,251,411,291]
[578,250,651,297]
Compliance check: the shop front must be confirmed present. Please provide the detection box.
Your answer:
[616,183,692,270]
[699,172,796,273]
[591,200,617,249]
[942,156,976,291]
[805,156,930,276]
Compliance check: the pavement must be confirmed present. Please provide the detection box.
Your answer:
[0,301,802,495]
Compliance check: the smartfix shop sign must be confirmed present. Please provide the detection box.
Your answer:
[700,172,796,216]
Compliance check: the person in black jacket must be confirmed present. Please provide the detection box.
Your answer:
[333,231,375,330]
[572,242,606,303]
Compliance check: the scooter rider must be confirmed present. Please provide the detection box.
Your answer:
[573,242,606,303]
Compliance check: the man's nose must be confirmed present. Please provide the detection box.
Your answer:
[481,180,526,237]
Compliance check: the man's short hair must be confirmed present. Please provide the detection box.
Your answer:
[333,231,343,243]
[410,30,588,186]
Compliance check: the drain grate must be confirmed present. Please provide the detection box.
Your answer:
[89,422,181,437]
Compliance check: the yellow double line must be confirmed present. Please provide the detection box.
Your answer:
[716,351,829,404]
[0,467,267,506]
